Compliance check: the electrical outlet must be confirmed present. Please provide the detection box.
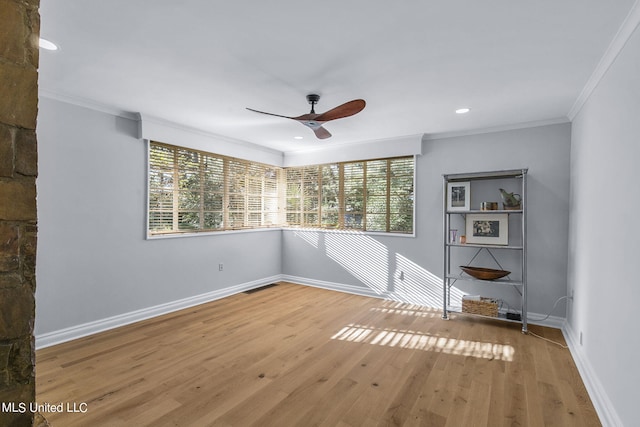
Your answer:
[219,263,223,271]
[579,331,583,345]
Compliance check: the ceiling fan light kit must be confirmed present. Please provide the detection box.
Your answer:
[247,94,366,140]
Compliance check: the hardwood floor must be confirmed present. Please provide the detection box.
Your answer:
[36,282,600,426]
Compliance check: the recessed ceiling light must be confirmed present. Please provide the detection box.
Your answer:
[455,108,470,114]
[39,38,59,51]
[294,136,304,140]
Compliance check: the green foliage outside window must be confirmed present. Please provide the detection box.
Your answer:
[148,141,414,235]
[285,157,414,234]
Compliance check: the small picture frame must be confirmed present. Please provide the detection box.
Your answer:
[465,213,508,245]
[447,181,470,211]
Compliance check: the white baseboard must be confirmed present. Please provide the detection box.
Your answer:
[526,313,566,329]
[36,273,615,425]
[282,275,385,299]
[282,275,564,329]
[562,322,622,427]
[35,275,283,349]
[35,273,564,347]
[288,277,618,423]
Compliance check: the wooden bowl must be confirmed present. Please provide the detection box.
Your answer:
[460,266,510,280]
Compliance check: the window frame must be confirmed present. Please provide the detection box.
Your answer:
[147,141,283,237]
[284,157,415,235]
[147,141,416,238]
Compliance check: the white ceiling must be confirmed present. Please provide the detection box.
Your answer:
[38,1,636,153]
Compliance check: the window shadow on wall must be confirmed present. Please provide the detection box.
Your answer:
[292,229,465,308]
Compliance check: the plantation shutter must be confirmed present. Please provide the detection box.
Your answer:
[149,141,413,236]
[321,164,340,227]
[301,165,320,226]
[343,162,364,230]
[148,143,176,232]
[148,141,283,235]
[387,157,414,233]
[365,159,388,232]
[284,156,414,234]
[285,168,302,226]
[202,153,225,230]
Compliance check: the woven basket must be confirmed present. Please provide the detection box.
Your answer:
[462,297,499,317]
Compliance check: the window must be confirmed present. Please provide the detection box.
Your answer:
[148,141,414,236]
[148,142,283,235]
[285,157,414,234]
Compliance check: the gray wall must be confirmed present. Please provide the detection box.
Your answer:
[283,123,572,317]
[568,22,640,426]
[36,99,571,339]
[33,26,640,425]
[35,98,282,336]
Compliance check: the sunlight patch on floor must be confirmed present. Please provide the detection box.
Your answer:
[369,301,441,319]
[331,324,514,361]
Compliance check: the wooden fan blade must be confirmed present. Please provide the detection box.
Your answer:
[314,99,366,122]
[292,113,318,121]
[246,107,295,120]
[312,126,332,139]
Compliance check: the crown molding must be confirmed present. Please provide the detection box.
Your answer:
[38,89,140,120]
[568,0,640,120]
[423,117,569,141]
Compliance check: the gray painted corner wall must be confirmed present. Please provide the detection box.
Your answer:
[36,97,571,339]
[32,22,640,423]
[568,21,640,427]
[283,123,572,316]
[35,98,282,335]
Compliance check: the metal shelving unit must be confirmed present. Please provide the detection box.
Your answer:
[442,169,528,333]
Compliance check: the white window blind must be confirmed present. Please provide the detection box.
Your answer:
[148,141,414,236]
[148,141,282,235]
[285,157,414,234]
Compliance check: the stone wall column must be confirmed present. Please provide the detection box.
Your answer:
[0,0,40,425]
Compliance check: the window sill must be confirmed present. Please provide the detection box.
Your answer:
[146,227,282,240]
[146,226,415,240]
[281,227,415,238]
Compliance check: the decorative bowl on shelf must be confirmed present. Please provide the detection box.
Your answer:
[459,266,510,280]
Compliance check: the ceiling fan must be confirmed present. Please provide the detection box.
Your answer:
[247,94,366,139]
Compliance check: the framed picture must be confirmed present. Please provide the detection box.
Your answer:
[447,181,470,211]
[465,213,508,245]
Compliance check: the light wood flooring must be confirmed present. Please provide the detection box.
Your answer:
[36,282,600,426]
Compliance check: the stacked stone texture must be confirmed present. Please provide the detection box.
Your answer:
[0,0,40,425]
